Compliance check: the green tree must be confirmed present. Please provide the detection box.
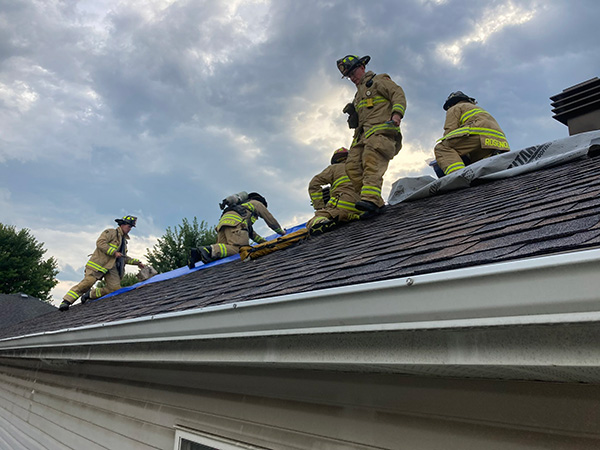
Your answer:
[0,223,59,302]
[145,217,217,273]
[120,272,140,287]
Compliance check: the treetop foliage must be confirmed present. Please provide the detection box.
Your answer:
[145,217,217,273]
[0,223,59,302]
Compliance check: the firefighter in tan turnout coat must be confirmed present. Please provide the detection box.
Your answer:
[59,215,144,311]
[434,91,510,176]
[307,147,361,235]
[337,54,407,214]
[188,192,285,268]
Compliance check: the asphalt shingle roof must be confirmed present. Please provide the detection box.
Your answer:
[0,293,56,329]
[3,152,600,340]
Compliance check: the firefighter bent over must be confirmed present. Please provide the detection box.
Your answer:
[307,147,361,235]
[434,91,510,177]
[59,215,144,311]
[337,54,407,214]
[188,192,285,268]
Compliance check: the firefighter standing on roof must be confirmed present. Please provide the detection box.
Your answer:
[434,91,510,176]
[59,215,145,311]
[337,54,406,214]
[188,192,285,268]
[306,147,361,235]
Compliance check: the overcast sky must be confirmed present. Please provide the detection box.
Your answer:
[1,0,599,305]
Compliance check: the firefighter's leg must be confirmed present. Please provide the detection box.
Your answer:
[466,146,501,164]
[307,209,339,235]
[434,135,482,175]
[345,143,365,194]
[209,226,249,259]
[307,209,334,230]
[62,269,98,306]
[360,134,397,208]
[90,267,121,300]
[331,207,361,224]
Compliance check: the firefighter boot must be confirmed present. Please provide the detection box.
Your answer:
[355,200,380,212]
[188,248,201,269]
[309,219,338,236]
[58,301,71,311]
[199,246,214,264]
[80,290,91,305]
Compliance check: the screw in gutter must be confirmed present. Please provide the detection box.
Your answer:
[406,278,414,286]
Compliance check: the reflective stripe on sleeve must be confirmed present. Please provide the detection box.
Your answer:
[86,260,108,273]
[393,104,405,116]
[331,175,351,191]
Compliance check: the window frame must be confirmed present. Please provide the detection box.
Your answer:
[174,426,270,450]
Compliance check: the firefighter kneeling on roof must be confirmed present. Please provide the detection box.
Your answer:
[60,215,145,311]
[188,192,286,268]
[307,147,362,235]
[433,91,510,177]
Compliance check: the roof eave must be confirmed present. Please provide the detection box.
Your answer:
[0,249,599,346]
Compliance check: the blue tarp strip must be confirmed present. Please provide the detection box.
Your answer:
[95,222,308,302]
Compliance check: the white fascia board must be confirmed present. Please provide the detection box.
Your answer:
[1,249,600,351]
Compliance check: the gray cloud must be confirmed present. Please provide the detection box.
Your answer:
[1,0,599,300]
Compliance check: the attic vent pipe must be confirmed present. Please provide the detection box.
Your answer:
[550,77,600,135]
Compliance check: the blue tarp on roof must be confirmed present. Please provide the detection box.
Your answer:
[97,223,308,302]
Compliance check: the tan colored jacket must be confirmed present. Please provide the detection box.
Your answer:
[352,70,407,143]
[308,163,360,210]
[217,199,284,243]
[86,227,141,275]
[439,101,509,151]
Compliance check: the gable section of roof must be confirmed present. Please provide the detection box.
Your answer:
[0,293,56,329]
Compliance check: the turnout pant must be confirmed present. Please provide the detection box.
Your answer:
[210,224,250,259]
[346,133,402,208]
[63,266,121,304]
[435,135,495,175]
[306,200,361,230]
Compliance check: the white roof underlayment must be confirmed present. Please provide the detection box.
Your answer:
[388,130,600,205]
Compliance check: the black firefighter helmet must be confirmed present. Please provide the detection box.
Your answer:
[115,215,137,227]
[336,54,370,77]
[247,192,268,207]
[443,91,477,111]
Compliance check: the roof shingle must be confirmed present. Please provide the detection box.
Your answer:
[3,152,600,340]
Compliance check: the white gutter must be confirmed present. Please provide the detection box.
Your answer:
[1,248,600,351]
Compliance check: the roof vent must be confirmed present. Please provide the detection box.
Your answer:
[551,77,600,135]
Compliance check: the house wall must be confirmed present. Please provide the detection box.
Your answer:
[1,358,600,450]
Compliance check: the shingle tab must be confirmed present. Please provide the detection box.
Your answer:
[3,154,600,340]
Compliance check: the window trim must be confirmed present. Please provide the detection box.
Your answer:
[174,426,270,450]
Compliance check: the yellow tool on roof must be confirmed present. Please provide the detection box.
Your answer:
[239,229,309,261]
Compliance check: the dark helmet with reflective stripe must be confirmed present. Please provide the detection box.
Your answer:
[336,54,370,77]
[247,192,267,207]
[115,215,137,227]
[331,147,349,164]
[443,91,476,111]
